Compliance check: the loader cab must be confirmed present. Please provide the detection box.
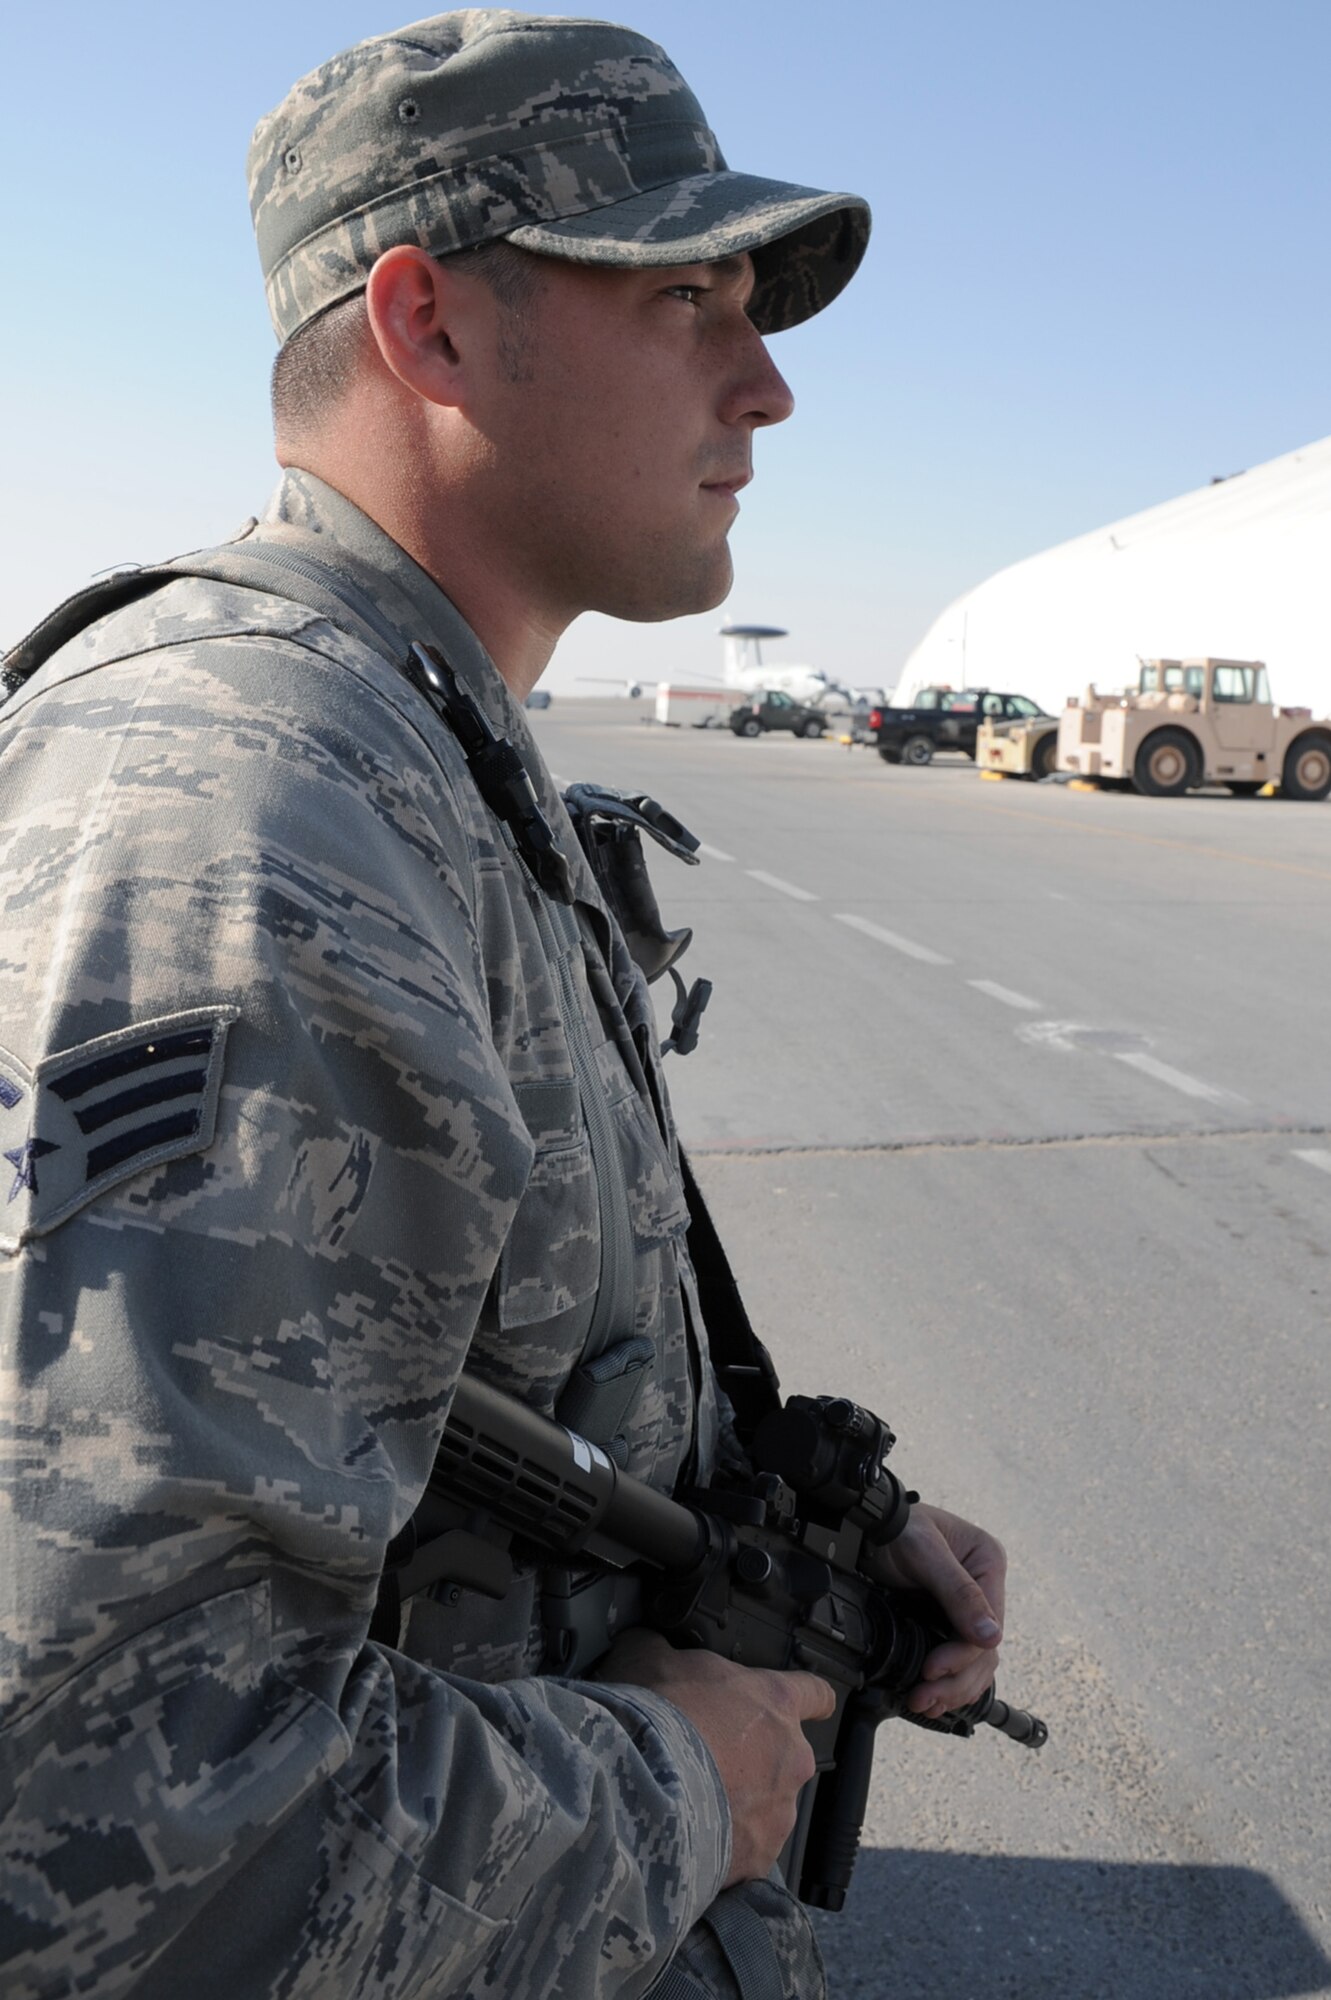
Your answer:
[1211,661,1272,706]
[1138,661,1205,700]
[1207,660,1275,753]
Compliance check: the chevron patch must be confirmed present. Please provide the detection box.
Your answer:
[0,1007,236,1250]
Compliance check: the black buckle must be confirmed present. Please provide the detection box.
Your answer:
[408,643,571,902]
[663,970,712,1057]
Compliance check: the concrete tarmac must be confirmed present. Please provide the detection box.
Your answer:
[534,702,1331,2000]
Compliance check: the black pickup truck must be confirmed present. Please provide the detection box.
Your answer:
[861,687,1050,764]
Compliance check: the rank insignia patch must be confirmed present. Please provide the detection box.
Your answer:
[0,1006,237,1250]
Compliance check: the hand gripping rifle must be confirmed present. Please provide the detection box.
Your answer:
[381,1374,1047,1912]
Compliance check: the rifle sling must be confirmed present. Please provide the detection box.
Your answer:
[648,1893,789,2000]
[677,1149,782,1442]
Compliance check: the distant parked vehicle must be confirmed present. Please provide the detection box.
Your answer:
[524,689,553,710]
[729,690,828,739]
[861,688,1049,764]
[976,711,1060,780]
[1059,658,1331,799]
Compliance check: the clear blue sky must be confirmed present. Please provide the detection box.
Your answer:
[3,0,1327,692]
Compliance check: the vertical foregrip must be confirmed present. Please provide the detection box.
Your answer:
[798,1690,890,1911]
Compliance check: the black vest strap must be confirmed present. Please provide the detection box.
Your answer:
[2,541,572,903]
[2,537,414,699]
[3,567,179,701]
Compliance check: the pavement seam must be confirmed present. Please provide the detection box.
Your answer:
[689,1125,1331,1160]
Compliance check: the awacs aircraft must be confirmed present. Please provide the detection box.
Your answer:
[580,624,886,711]
[715,624,842,704]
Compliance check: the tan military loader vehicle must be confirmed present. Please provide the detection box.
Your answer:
[976,711,1059,780]
[1058,658,1331,799]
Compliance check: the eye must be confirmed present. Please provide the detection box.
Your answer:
[663,283,704,305]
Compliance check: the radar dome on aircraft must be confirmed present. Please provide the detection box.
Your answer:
[717,623,851,706]
[719,623,789,680]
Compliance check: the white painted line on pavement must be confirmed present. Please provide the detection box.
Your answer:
[1018,1020,1089,1053]
[833,914,952,964]
[746,869,819,903]
[1114,1052,1244,1105]
[968,979,1042,1010]
[698,842,736,863]
[1294,1150,1331,1177]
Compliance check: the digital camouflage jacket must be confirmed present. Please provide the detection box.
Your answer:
[0,472,732,1999]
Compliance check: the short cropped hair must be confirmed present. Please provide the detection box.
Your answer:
[270,239,547,439]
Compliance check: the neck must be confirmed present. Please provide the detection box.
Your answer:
[278,429,565,703]
[370,480,566,702]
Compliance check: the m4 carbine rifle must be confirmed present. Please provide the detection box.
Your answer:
[381,1374,1047,1913]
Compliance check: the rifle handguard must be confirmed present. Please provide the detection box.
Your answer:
[394,1373,1047,1913]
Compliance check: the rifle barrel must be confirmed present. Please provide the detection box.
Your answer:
[982,1697,1048,1749]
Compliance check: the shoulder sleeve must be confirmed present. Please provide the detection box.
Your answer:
[0,635,730,1999]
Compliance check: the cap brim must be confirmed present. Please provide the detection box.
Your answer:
[505,169,870,334]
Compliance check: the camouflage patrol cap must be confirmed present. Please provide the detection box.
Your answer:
[248,9,870,343]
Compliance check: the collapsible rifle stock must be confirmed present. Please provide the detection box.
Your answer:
[384,1375,1047,1912]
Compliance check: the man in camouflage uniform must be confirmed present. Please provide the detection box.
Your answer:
[0,15,1007,1997]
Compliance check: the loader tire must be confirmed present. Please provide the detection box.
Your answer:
[1134,728,1198,797]
[1282,734,1331,802]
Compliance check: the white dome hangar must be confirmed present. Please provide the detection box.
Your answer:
[896,434,1331,718]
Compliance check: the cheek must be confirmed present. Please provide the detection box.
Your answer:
[529,353,700,512]
[562,349,694,455]
[569,423,672,503]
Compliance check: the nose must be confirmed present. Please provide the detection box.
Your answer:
[723,322,796,431]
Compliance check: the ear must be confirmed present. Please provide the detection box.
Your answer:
[364,246,488,409]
